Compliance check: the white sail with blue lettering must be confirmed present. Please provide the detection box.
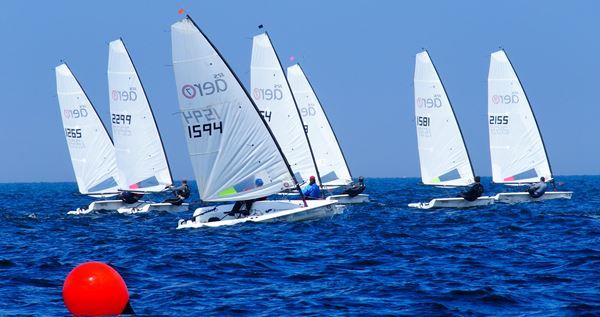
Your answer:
[108,39,172,193]
[488,50,552,184]
[286,64,352,187]
[414,51,474,187]
[251,33,319,185]
[171,17,295,202]
[56,63,121,196]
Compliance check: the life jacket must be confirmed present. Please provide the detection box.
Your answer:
[178,185,191,199]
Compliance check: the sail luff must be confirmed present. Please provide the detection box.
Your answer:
[119,38,174,186]
[251,33,320,186]
[287,63,353,186]
[108,39,172,192]
[414,51,474,187]
[487,50,552,184]
[263,32,323,187]
[56,63,121,195]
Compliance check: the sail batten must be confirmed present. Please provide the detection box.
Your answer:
[171,17,295,202]
[56,63,122,196]
[488,50,552,184]
[251,33,320,185]
[287,64,353,187]
[108,39,173,193]
[413,51,474,187]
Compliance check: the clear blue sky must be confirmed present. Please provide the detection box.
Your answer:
[0,1,597,182]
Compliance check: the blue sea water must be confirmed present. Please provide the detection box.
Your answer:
[0,177,599,316]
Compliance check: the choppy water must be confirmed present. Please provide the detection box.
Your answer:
[0,177,599,316]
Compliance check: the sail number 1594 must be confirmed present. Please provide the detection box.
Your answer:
[187,122,223,139]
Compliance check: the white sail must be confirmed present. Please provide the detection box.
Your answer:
[286,64,352,187]
[413,51,474,186]
[108,39,173,192]
[171,17,295,202]
[488,50,552,184]
[251,33,319,185]
[56,64,121,195]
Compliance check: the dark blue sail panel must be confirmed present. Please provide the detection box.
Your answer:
[437,168,461,182]
[320,171,339,183]
[129,176,160,190]
[503,168,537,182]
[294,172,305,183]
[88,177,118,193]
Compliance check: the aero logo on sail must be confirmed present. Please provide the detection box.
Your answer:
[112,87,138,102]
[63,105,88,119]
[181,78,228,99]
[253,85,283,101]
[416,96,442,108]
[491,93,520,104]
[300,105,316,117]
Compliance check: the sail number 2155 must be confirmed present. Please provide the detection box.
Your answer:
[489,115,509,125]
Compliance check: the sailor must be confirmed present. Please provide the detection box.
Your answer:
[164,180,191,205]
[302,176,321,199]
[341,176,366,197]
[458,176,484,201]
[229,179,266,217]
[119,191,144,204]
[527,177,547,198]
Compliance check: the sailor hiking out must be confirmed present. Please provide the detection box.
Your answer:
[341,176,366,197]
[164,180,191,205]
[527,177,548,198]
[458,176,484,202]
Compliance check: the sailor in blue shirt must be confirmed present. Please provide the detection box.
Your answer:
[302,176,321,199]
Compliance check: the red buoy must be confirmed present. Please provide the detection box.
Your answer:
[62,262,130,316]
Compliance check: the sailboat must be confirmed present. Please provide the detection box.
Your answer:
[488,50,572,203]
[286,64,369,204]
[56,64,130,214]
[172,16,336,228]
[250,33,320,186]
[107,38,189,213]
[408,51,495,209]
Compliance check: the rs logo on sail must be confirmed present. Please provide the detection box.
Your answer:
[181,75,228,99]
[416,96,442,108]
[112,87,138,102]
[63,105,88,119]
[491,93,519,104]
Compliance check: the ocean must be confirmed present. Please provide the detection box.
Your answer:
[0,177,598,316]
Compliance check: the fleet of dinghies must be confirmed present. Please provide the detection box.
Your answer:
[55,15,571,227]
[57,39,187,215]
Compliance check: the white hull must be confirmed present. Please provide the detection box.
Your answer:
[117,202,189,214]
[493,191,573,204]
[68,200,189,215]
[408,196,495,210]
[326,194,370,204]
[177,200,338,229]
